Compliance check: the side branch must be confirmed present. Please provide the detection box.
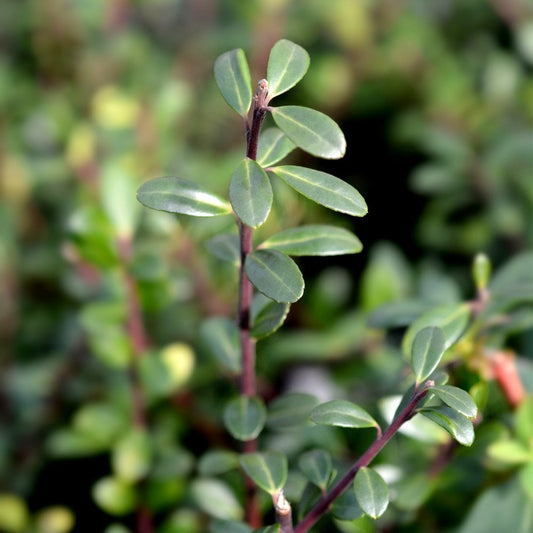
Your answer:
[294,383,433,533]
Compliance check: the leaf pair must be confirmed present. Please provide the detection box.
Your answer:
[214,39,310,117]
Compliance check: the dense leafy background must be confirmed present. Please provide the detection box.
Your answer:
[1,1,532,532]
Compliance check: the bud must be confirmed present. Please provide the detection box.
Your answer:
[472,253,491,291]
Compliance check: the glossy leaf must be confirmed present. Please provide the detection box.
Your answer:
[200,317,240,373]
[267,39,310,98]
[198,450,239,476]
[266,393,319,429]
[259,225,362,256]
[245,249,304,303]
[353,467,389,519]
[137,177,231,217]
[206,234,240,265]
[223,396,267,441]
[269,166,366,216]
[230,158,273,228]
[239,452,288,495]
[402,303,471,357]
[310,400,378,429]
[421,406,475,446]
[251,295,289,339]
[298,449,332,490]
[190,478,243,520]
[411,326,445,383]
[256,128,295,167]
[271,106,346,159]
[214,49,252,116]
[431,385,478,418]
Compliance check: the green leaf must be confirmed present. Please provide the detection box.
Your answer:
[310,400,378,429]
[251,295,289,339]
[101,164,141,238]
[431,385,478,418]
[200,317,240,373]
[230,158,273,228]
[271,106,346,159]
[137,177,231,217]
[457,477,533,533]
[239,451,288,495]
[487,440,533,465]
[519,462,533,500]
[402,303,471,357]
[254,526,280,533]
[269,166,366,216]
[298,449,332,490]
[210,520,252,533]
[0,494,29,533]
[92,477,137,516]
[111,429,152,482]
[266,393,319,430]
[367,300,433,329]
[516,397,533,446]
[223,396,267,441]
[353,467,389,519]
[411,326,445,383]
[206,234,240,265]
[245,249,304,303]
[190,478,243,521]
[214,49,252,116]
[421,406,475,446]
[331,487,365,521]
[256,128,295,167]
[267,39,310,98]
[259,225,362,256]
[198,450,240,476]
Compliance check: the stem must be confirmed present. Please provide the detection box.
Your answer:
[275,492,294,533]
[238,79,269,527]
[117,236,154,533]
[294,384,432,533]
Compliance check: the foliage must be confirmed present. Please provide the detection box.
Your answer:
[1,1,532,532]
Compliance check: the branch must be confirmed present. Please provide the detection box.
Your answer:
[294,383,433,533]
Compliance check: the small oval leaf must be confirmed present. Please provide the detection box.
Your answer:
[298,449,332,490]
[310,400,377,429]
[230,159,273,228]
[190,478,243,520]
[245,249,304,303]
[239,451,288,495]
[256,128,296,167]
[206,234,240,265]
[402,303,471,357]
[251,295,289,339]
[411,326,445,383]
[271,106,346,159]
[200,317,240,373]
[269,166,367,216]
[331,487,365,521]
[137,177,231,217]
[266,393,319,430]
[214,49,252,116]
[431,385,478,418]
[198,450,239,476]
[267,39,310,98]
[223,396,267,441]
[420,406,475,446]
[353,467,389,519]
[259,225,362,256]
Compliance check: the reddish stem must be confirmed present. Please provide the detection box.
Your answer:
[294,384,432,533]
[238,80,269,528]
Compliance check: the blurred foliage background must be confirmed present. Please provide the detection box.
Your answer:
[1,0,533,532]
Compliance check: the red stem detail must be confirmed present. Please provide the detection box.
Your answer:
[238,80,269,528]
[294,385,432,533]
